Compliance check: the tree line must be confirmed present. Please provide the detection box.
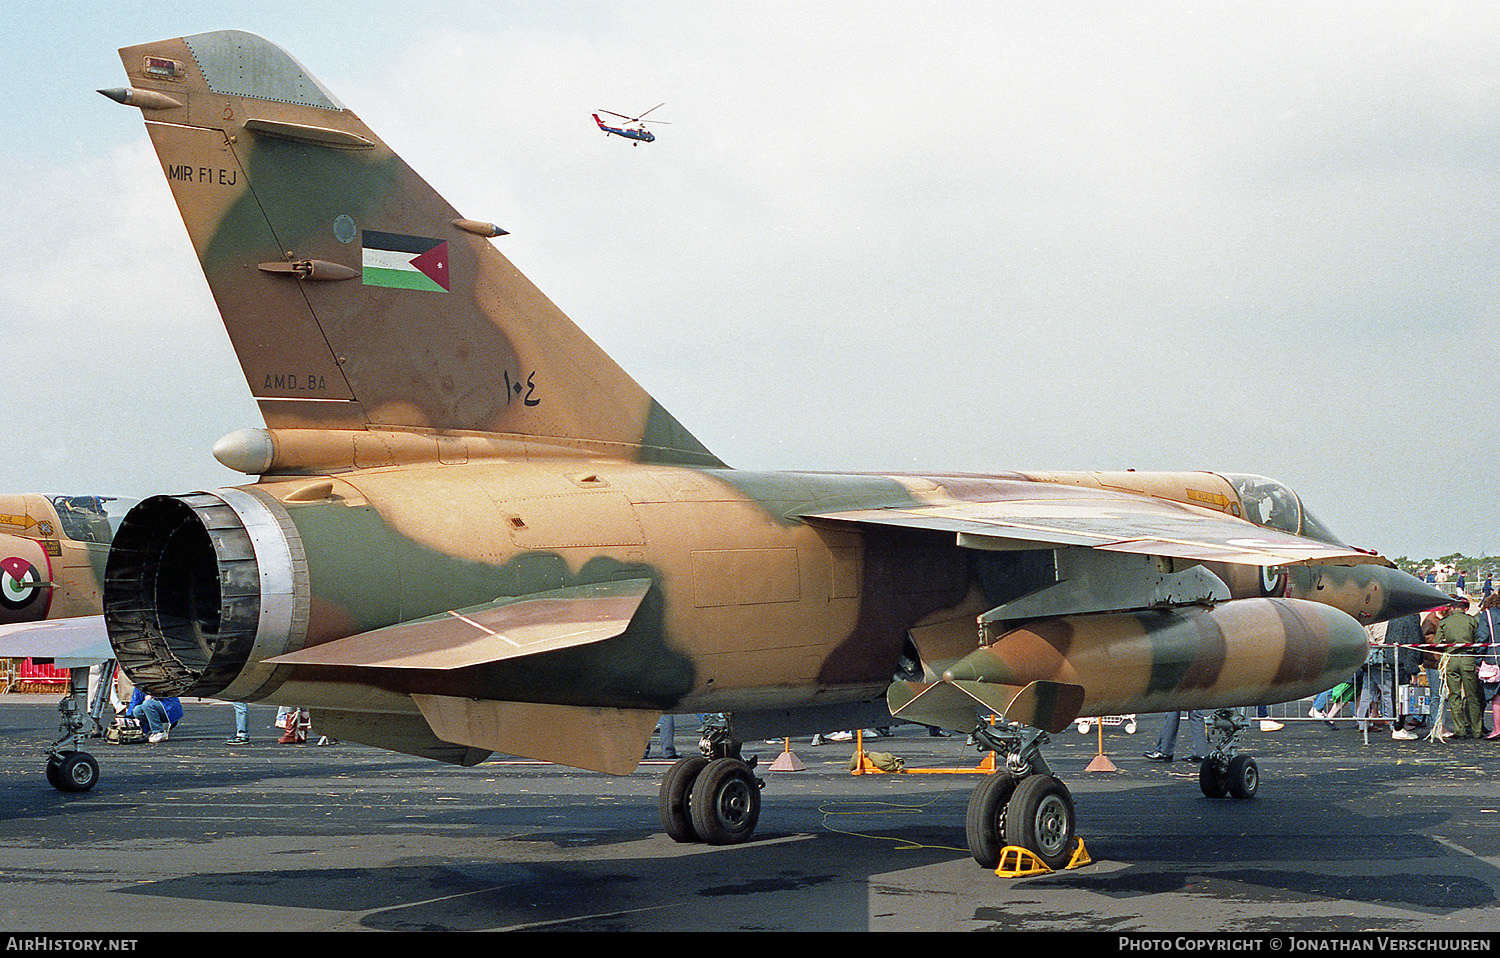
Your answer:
[1391,553,1494,584]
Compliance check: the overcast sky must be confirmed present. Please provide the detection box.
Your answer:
[1,1,1495,561]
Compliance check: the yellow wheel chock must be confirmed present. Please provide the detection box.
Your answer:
[994,838,1093,877]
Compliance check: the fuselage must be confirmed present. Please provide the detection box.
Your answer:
[592,114,654,142]
[103,459,1392,726]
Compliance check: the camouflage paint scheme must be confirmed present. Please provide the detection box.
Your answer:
[98,31,1448,778]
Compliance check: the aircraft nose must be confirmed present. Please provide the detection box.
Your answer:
[1378,566,1455,619]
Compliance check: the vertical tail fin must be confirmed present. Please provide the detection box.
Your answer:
[111,30,720,466]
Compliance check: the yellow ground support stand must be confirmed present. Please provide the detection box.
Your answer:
[995,838,1093,878]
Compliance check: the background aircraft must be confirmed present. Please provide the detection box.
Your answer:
[0,494,134,791]
[93,30,1448,869]
[593,103,666,142]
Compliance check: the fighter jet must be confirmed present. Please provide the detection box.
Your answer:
[0,495,134,790]
[94,30,1448,869]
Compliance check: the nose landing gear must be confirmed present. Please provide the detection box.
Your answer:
[45,666,103,792]
[1197,709,1259,800]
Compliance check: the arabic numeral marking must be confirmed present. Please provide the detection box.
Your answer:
[503,370,540,406]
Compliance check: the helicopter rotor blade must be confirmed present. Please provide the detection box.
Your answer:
[598,104,668,129]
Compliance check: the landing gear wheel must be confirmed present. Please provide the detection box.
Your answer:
[965,770,1017,868]
[658,756,709,842]
[1226,755,1258,799]
[1198,757,1229,798]
[1003,774,1076,870]
[46,751,99,793]
[688,757,761,845]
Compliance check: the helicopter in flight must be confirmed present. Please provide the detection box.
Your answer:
[593,103,668,144]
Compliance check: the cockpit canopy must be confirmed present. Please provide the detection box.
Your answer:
[49,496,135,545]
[1221,474,1346,547]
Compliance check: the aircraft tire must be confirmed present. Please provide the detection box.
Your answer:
[48,751,99,793]
[688,757,760,845]
[965,770,1017,868]
[1227,755,1259,800]
[1198,757,1229,798]
[1003,774,1075,871]
[659,756,709,842]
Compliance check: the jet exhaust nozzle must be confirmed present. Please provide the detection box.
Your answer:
[104,489,306,697]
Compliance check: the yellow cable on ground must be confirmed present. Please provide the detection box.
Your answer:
[815,797,970,852]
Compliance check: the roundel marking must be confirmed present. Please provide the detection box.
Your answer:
[0,557,41,610]
[1261,566,1286,597]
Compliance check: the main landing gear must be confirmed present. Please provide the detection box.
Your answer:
[1197,708,1259,800]
[658,721,763,845]
[964,720,1080,871]
[45,667,103,793]
[652,716,1087,866]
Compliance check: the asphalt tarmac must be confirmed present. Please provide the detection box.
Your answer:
[0,695,1496,934]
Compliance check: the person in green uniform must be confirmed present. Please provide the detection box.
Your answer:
[1438,599,1481,739]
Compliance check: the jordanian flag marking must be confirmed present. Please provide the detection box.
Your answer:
[361,230,450,292]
